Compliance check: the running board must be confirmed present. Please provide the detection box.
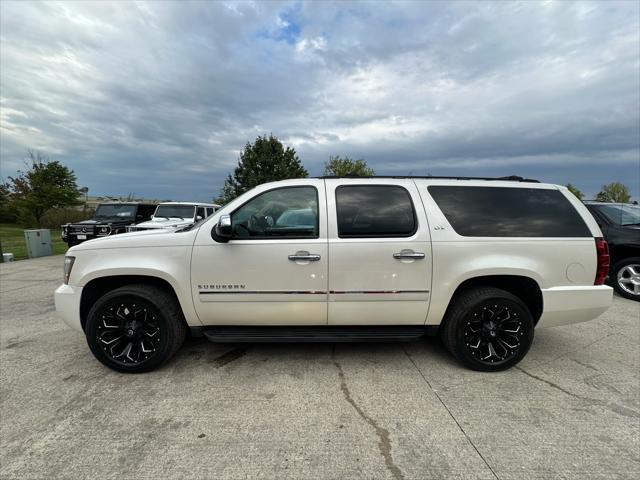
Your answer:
[201,326,430,343]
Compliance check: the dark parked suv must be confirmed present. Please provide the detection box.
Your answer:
[584,201,640,301]
[62,203,156,247]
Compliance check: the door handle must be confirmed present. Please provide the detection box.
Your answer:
[288,251,321,262]
[393,250,425,260]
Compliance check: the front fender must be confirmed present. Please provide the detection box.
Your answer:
[70,247,201,327]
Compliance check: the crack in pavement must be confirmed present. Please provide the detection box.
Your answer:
[332,348,404,480]
[403,347,500,480]
[515,366,639,419]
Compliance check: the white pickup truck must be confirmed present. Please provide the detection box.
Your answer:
[55,176,613,373]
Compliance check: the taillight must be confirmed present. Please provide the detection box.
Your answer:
[594,237,610,285]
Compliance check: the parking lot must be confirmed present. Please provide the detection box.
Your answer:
[0,255,638,480]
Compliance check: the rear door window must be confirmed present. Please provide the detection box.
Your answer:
[336,185,416,238]
[428,186,590,237]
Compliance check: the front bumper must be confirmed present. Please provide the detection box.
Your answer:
[54,284,84,332]
[537,285,613,328]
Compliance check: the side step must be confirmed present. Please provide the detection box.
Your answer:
[201,326,430,343]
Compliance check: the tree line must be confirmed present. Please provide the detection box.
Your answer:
[0,137,634,229]
[566,182,632,203]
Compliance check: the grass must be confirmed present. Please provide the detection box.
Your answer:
[0,223,68,261]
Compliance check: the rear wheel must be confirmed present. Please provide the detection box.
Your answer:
[611,258,640,301]
[85,284,187,373]
[440,287,534,371]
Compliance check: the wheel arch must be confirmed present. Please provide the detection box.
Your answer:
[609,245,640,266]
[444,275,543,325]
[80,275,187,332]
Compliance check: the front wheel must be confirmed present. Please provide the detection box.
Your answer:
[85,284,187,373]
[440,287,534,372]
[611,258,640,301]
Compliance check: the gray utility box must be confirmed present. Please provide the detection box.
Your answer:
[24,229,53,258]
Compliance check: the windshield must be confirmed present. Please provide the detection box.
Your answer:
[154,205,195,219]
[595,204,640,226]
[95,204,137,219]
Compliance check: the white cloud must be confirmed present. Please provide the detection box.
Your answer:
[0,0,638,200]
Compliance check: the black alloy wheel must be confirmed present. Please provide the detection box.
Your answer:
[95,302,161,366]
[85,284,186,373]
[463,303,526,366]
[441,287,534,371]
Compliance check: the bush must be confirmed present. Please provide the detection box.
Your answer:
[0,204,17,223]
[39,208,95,229]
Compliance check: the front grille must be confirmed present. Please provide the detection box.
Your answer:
[72,225,95,234]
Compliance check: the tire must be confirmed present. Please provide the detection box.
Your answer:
[85,284,187,373]
[611,257,640,301]
[440,287,534,372]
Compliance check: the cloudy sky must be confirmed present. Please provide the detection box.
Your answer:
[1,0,639,201]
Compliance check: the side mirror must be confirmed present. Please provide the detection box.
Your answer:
[196,215,203,221]
[150,215,155,220]
[214,214,232,241]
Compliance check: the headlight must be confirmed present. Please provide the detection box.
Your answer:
[97,226,111,235]
[63,256,75,285]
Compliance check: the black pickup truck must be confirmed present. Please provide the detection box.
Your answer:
[62,203,156,247]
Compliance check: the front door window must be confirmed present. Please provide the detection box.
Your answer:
[231,187,318,239]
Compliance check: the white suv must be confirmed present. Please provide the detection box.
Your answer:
[55,176,613,373]
[127,202,219,232]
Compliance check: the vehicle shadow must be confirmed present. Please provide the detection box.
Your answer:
[170,334,457,372]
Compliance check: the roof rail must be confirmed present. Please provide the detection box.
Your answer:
[318,175,539,183]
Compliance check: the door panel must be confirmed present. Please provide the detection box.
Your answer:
[191,180,328,326]
[192,241,327,325]
[325,179,432,325]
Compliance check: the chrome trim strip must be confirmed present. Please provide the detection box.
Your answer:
[199,290,327,295]
[199,290,429,295]
[330,290,430,294]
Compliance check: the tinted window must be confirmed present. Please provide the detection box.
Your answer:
[196,207,205,219]
[428,186,590,237]
[231,187,318,239]
[155,205,195,219]
[336,185,416,237]
[206,208,213,217]
[95,204,136,220]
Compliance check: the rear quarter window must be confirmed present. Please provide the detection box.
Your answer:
[428,186,591,237]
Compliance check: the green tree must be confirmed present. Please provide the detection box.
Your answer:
[566,183,584,200]
[323,156,375,177]
[595,182,631,203]
[218,135,308,204]
[6,151,80,227]
[0,183,17,223]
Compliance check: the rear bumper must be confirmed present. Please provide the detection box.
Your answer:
[54,284,84,332]
[537,285,613,328]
